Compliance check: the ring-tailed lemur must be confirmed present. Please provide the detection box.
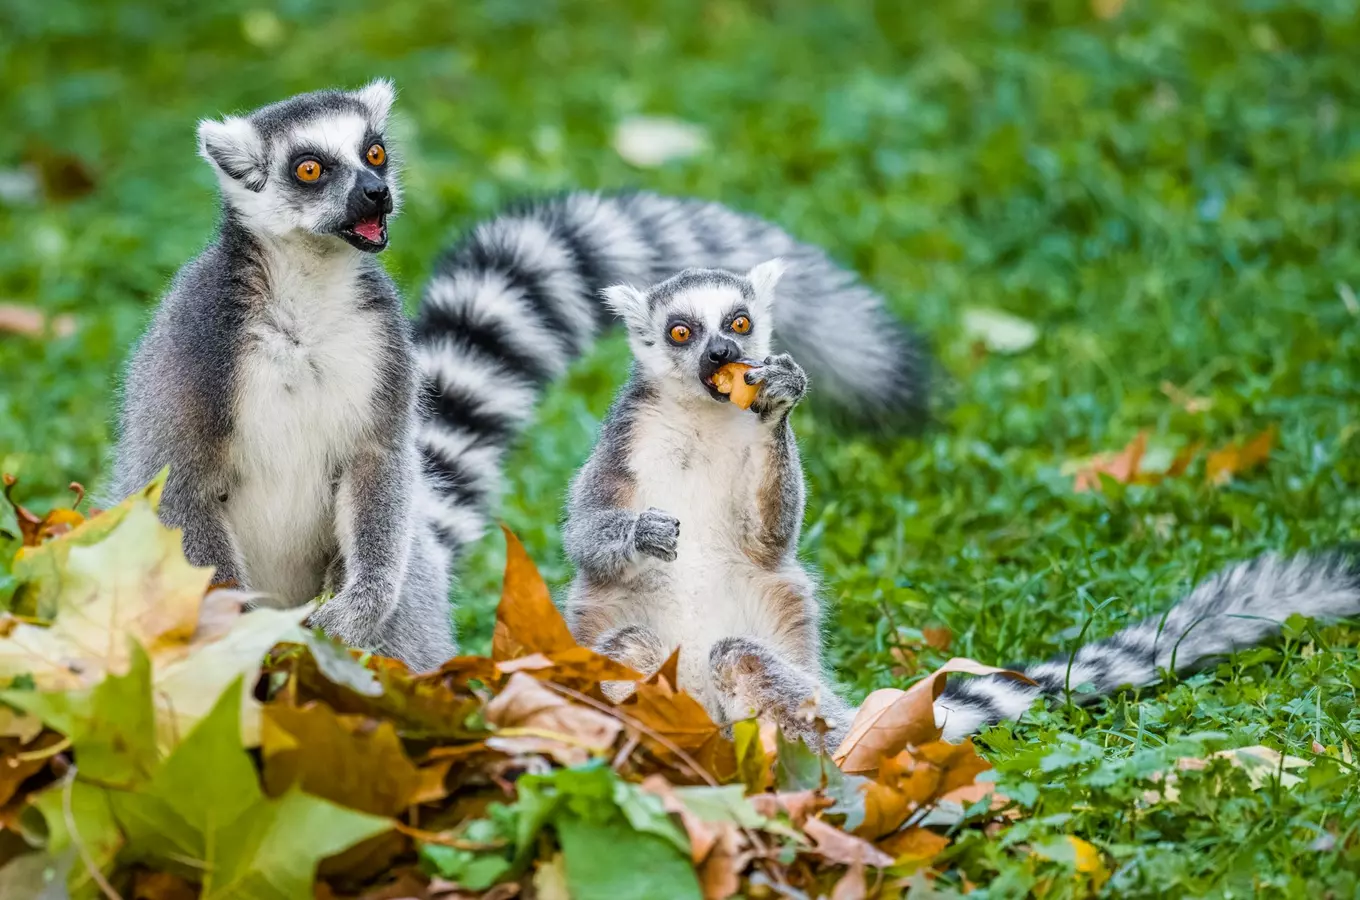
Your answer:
[561,262,855,748]
[110,80,458,670]
[110,84,931,671]
[934,549,1360,740]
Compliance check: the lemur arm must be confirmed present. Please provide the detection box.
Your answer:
[564,395,679,581]
[310,307,420,646]
[563,452,645,582]
[745,354,808,568]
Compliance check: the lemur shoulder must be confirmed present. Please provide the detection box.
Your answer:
[563,262,853,748]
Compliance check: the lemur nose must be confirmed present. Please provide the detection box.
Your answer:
[707,345,734,364]
[366,184,390,203]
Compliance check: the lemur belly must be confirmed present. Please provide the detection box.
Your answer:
[628,403,785,696]
[227,277,382,607]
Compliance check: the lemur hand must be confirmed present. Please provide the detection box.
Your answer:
[634,507,681,562]
[746,353,808,420]
[306,584,387,648]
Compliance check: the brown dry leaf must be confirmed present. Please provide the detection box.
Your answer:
[262,701,422,816]
[532,854,570,900]
[697,823,746,900]
[288,648,484,742]
[834,658,1034,775]
[922,627,952,652]
[484,671,621,766]
[1072,431,1147,492]
[132,870,198,900]
[803,816,894,868]
[915,740,993,797]
[830,859,867,900]
[878,827,951,866]
[527,646,643,694]
[749,789,829,827]
[491,526,577,661]
[0,305,77,340]
[0,732,63,807]
[625,658,737,782]
[409,759,455,805]
[1205,426,1277,486]
[2,476,86,547]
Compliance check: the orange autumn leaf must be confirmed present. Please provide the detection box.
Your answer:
[1072,431,1147,493]
[1205,426,1277,486]
[491,525,578,661]
[2,476,88,546]
[833,658,1035,775]
[878,826,951,866]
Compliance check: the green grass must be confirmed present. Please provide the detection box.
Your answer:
[3,0,1359,894]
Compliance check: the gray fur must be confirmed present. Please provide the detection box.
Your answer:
[935,549,1360,740]
[563,264,850,749]
[110,82,455,671]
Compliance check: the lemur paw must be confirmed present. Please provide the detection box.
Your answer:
[305,586,385,648]
[746,353,808,419]
[634,507,680,561]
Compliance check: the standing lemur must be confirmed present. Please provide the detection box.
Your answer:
[565,263,1360,748]
[109,82,931,671]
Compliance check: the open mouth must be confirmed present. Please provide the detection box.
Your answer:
[340,215,388,252]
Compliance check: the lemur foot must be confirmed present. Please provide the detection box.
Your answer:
[747,353,808,420]
[634,507,680,561]
[595,623,670,703]
[710,636,849,752]
[306,584,387,649]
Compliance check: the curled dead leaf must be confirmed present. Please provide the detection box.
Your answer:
[484,672,622,766]
[491,526,577,661]
[833,658,1034,775]
[802,816,893,868]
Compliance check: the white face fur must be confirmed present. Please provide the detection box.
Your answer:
[603,260,785,403]
[195,80,402,252]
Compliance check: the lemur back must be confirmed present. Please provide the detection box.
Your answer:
[563,265,852,746]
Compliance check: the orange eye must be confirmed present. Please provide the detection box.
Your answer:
[295,160,322,182]
[668,323,691,343]
[366,143,386,166]
[731,315,751,334]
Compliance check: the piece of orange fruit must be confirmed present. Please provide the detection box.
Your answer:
[713,362,760,409]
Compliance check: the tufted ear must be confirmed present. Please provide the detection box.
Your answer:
[354,78,396,128]
[197,116,266,192]
[746,257,786,318]
[602,283,651,333]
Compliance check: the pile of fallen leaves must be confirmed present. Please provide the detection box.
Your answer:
[0,475,1066,899]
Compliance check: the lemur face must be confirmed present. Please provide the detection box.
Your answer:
[604,261,785,403]
[196,80,400,252]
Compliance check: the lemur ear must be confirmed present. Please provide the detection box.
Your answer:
[602,283,650,331]
[355,78,396,128]
[197,116,266,192]
[746,257,787,316]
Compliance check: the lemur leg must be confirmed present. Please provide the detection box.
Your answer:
[309,443,417,651]
[372,526,457,672]
[709,636,853,752]
[594,623,670,703]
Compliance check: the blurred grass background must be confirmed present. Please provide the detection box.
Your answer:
[2,0,1359,892]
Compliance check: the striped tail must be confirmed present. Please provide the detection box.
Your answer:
[934,549,1360,741]
[412,191,931,552]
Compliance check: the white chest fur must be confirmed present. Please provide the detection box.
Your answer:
[226,249,384,606]
[628,396,785,690]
